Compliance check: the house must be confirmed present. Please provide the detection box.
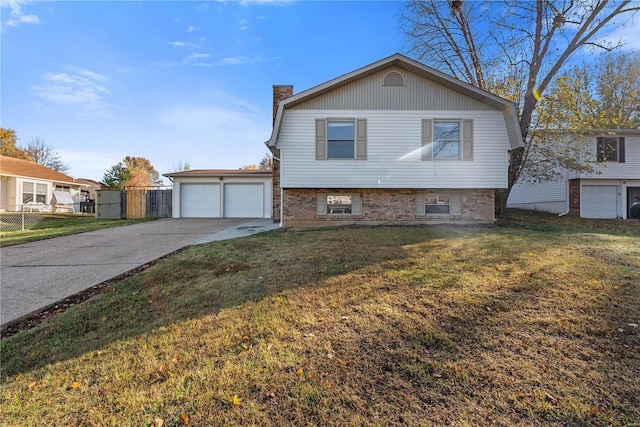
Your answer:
[508,130,640,219]
[266,53,524,227]
[163,169,272,218]
[0,156,88,212]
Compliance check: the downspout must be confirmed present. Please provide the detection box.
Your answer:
[558,177,570,217]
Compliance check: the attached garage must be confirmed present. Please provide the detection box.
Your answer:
[581,185,618,219]
[164,169,272,219]
[181,184,221,218]
[224,184,264,218]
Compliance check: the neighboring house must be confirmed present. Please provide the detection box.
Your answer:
[508,130,640,219]
[0,156,88,212]
[266,53,524,227]
[163,169,272,218]
[76,178,102,201]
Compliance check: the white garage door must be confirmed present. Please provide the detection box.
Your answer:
[224,184,264,218]
[181,184,220,218]
[582,185,617,219]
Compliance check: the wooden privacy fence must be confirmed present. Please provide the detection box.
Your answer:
[97,189,172,219]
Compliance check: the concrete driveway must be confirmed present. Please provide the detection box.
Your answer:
[1,218,279,326]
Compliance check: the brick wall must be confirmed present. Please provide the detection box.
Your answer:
[272,157,281,222]
[283,188,495,227]
[569,179,580,216]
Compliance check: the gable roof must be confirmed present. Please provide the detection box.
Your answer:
[163,169,272,178]
[0,156,85,185]
[267,53,524,150]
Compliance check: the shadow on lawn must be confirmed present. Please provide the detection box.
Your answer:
[1,223,638,425]
[0,226,430,377]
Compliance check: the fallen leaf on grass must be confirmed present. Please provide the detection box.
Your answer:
[231,395,242,406]
[296,367,304,376]
[28,381,37,390]
[180,413,189,423]
[72,381,82,388]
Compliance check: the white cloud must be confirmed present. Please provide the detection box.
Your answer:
[3,0,40,27]
[194,55,271,67]
[597,15,640,51]
[187,25,198,32]
[187,53,212,60]
[167,41,187,47]
[32,68,114,117]
[239,19,250,30]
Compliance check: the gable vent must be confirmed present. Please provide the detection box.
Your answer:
[383,71,405,86]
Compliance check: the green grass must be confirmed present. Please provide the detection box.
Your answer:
[1,211,639,426]
[0,214,154,247]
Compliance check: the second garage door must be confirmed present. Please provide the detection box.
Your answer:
[181,184,221,217]
[582,185,617,219]
[224,184,264,218]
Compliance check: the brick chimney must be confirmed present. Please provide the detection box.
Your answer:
[272,85,293,124]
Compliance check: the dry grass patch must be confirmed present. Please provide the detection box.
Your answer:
[1,221,639,426]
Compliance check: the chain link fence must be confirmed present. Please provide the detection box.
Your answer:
[0,204,77,232]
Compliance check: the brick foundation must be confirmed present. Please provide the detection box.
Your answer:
[569,179,580,216]
[282,188,495,228]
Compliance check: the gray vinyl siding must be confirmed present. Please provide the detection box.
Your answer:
[279,109,510,189]
[573,134,640,179]
[294,67,495,111]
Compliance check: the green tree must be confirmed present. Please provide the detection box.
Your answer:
[101,162,131,190]
[258,153,273,170]
[401,0,640,215]
[0,128,28,159]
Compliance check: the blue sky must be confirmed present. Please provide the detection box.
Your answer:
[2,1,639,184]
[1,0,405,183]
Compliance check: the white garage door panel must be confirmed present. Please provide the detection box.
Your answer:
[224,184,263,218]
[582,185,617,219]
[181,184,220,217]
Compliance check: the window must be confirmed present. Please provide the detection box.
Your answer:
[327,121,355,159]
[327,195,352,214]
[416,193,462,216]
[425,195,450,214]
[317,193,363,216]
[433,121,461,160]
[22,182,47,204]
[422,119,473,161]
[316,118,367,160]
[55,185,70,192]
[597,136,625,163]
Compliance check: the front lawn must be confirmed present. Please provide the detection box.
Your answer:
[1,214,638,426]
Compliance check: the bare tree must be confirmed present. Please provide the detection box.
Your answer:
[24,137,70,173]
[402,0,640,215]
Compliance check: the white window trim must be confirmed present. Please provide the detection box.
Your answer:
[327,119,356,160]
[433,119,462,161]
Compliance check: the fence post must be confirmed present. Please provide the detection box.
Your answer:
[21,205,25,231]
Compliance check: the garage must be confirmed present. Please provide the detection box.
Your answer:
[181,184,221,217]
[582,185,617,219]
[224,184,264,218]
[164,169,272,219]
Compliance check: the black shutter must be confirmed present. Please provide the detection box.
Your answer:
[618,137,625,163]
[596,137,604,162]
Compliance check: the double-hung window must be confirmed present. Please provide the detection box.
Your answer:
[327,121,355,159]
[433,121,461,160]
[317,193,363,216]
[316,118,367,160]
[597,136,625,163]
[421,119,473,161]
[22,182,47,204]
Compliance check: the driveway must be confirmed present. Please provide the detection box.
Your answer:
[1,218,279,327]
